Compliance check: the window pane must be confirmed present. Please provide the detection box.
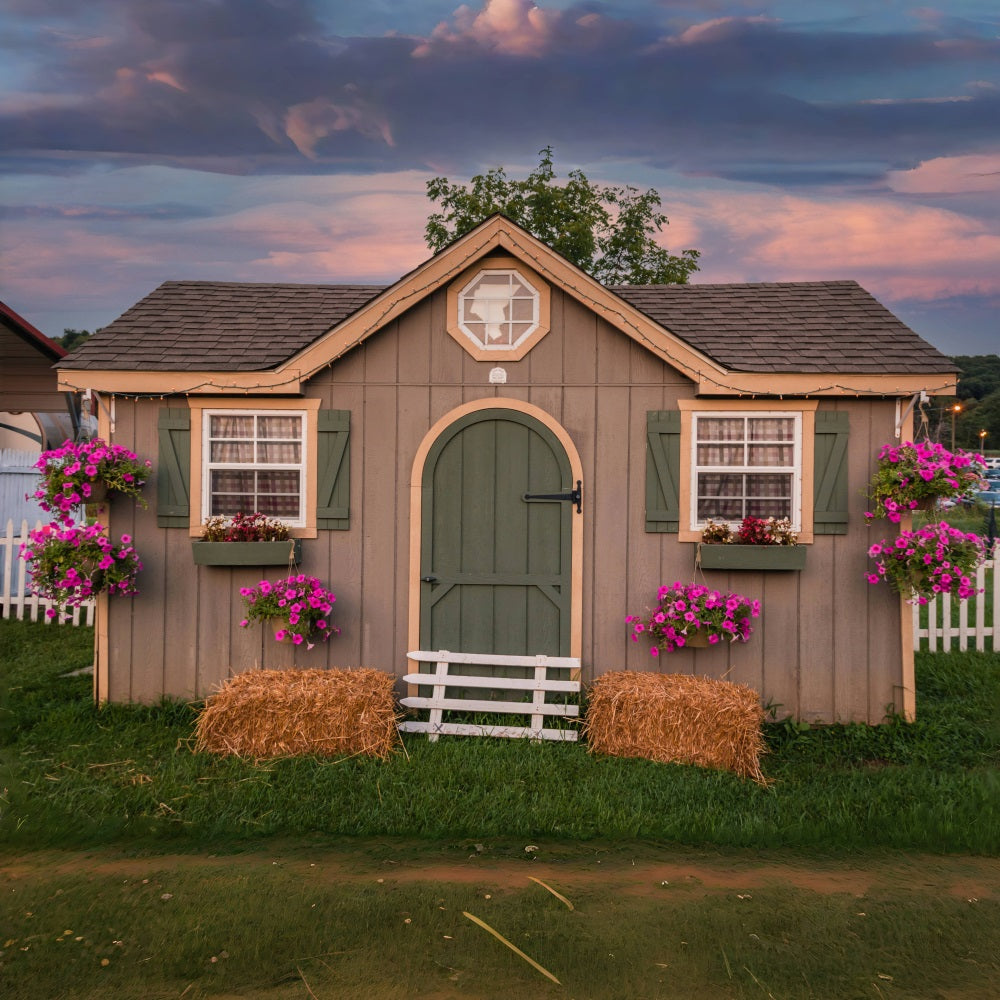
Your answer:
[211,442,253,462]
[748,444,794,466]
[698,472,744,497]
[258,416,301,439]
[749,418,795,441]
[747,498,791,518]
[747,473,792,498]
[699,497,744,520]
[212,470,255,492]
[510,298,534,321]
[697,417,744,441]
[257,470,300,494]
[697,444,744,466]
[212,495,253,516]
[210,415,252,438]
[258,442,301,463]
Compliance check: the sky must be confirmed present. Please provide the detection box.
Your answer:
[1,0,998,358]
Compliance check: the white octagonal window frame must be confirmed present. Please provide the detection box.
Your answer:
[446,257,552,363]
[457,268,540,351]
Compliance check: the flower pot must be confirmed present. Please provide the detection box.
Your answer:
[86,483,109,503]
[682,630,711,648]
[698,544,806,571]
[192,539,302,566]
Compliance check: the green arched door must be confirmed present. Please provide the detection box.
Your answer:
[420,408,574,658]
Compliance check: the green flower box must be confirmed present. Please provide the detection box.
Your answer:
[191,539,302,567]
[698,544,806,571]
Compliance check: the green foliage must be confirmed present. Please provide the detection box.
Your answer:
[929,354,1000,451]
[58,328,91,352]
[425,146,700,285]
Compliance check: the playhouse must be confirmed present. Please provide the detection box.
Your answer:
[56,215,957,721]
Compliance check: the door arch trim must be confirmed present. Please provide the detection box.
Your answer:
[407,398,584,669]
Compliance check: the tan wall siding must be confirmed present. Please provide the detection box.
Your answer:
[107,285,904,722]
[1,325,65,411]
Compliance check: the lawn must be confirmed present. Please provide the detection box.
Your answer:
[1,618,997,854]
[1,619,998,999]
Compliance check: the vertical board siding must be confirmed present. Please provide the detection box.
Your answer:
[104,285,905,722]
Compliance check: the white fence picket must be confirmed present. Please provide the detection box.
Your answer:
[0,518,95,626]
[911,554,996,652]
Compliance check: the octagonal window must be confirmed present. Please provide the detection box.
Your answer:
[457,269,540,350]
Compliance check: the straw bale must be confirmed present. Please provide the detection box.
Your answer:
[583,671,768,783]
[194,668,400,759]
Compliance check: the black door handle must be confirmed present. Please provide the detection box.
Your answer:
[421,575,437,583]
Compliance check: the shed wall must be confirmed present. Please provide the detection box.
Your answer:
[101,285,905,722]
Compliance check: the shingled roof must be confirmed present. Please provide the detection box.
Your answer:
[58,281,383,372]
[612,281,953,374]
[59,277,954,375]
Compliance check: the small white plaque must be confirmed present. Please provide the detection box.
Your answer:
[488,366,507,384]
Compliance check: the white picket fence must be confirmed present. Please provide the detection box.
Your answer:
[400,650,582,741]
[0,519,95,626]
[911,554,997,652]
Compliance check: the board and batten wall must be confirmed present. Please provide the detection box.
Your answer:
[97,283,906,722]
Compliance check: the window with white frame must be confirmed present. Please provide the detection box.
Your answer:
[457,269,540,350]
[204,411,306,525]
[692,413,801,527]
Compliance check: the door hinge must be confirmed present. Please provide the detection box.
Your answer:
[523,480,582,514]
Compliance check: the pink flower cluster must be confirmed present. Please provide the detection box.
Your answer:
[866,521,986,605]
[865,441,986,523]
[626,581,761,655]
[20,523,142,618]
[30,437,151,523]
[239,574,340,648]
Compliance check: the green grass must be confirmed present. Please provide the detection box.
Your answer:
[1,619,998,854]
[2,848,997,999]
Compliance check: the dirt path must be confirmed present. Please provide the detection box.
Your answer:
[3,839,997,901]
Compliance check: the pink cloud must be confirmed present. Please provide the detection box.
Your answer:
[284,96,394,159]
[678,189,1000,301]
[665,15,777,47]
[413,0,574,58]
[887,153,1000,194]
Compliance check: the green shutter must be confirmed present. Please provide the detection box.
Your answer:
[157,408,191,528]
[646,410,681,533]
[317,409,350,530]
[813,410,849,535]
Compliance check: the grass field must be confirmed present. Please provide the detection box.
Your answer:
[1,619,998,998]
[1,619,998,853]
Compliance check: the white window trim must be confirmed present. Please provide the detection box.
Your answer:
[689,411,803,531]
[201,407,309,529]
[457,267,541,352]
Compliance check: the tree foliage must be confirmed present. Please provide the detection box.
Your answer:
[425,147,700,285]
[927,355,1000,452]
[60,329,92,352]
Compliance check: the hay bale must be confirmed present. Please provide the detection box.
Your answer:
[194,668,400,760]
[583,671,767,783]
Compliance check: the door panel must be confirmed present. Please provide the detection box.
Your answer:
[420,409,573,662]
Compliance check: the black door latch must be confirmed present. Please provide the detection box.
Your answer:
[523,480,582,514]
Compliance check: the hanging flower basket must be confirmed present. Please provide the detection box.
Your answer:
[864,441,986,523]
[865,521,986,605]
[19,522,143,619]
[28,438,150,524]
[239,574,340,649]
[627,581,761,656]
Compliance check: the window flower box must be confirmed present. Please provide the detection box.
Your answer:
[192,539,301,567]
[698,544,806,571]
